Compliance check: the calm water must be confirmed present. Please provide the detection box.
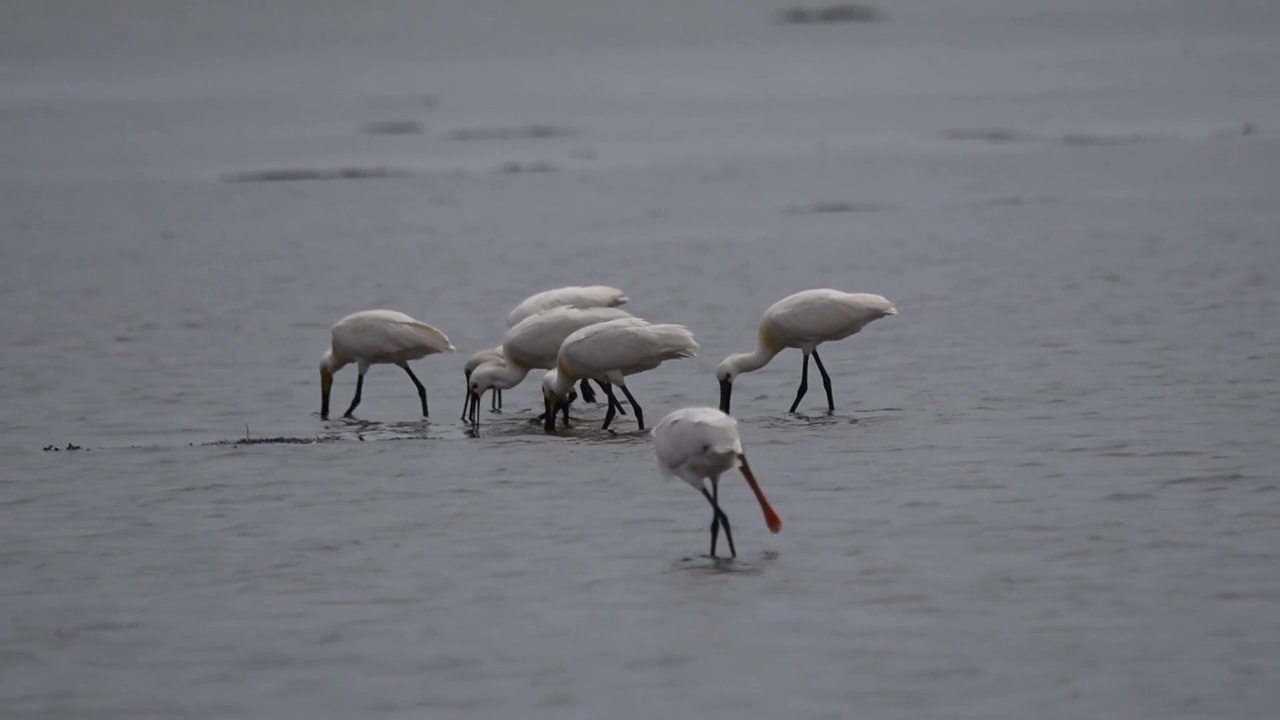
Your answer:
[3,1,1280,718]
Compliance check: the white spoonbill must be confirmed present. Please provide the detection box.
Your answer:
[467,306,634,424]
[542,317,699,433]
[716,289,897,415]
[461,346,506,420]
[319,309,455,420]
[653,407,782,558]
[506,285,628,328]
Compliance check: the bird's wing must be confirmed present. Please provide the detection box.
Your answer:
[464,346,506,372]
[339,314,454,357]
[653,408,742,478]
[506,285,628,327]
[504,307,634,367]
[765,291,893,346]
[559,320,698,378]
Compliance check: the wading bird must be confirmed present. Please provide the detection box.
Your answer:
[319,309,454,420]
[506,285,628,328]
[542,317,699,433]
[461,346,505,421]
[468,306,634,424]
[653,407,782,558]
[716,289,897,414]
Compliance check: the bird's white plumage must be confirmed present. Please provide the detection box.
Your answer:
[650,406,783,550]
[504,307,634,370]
[548,317,699,395]
[653,407,744,491]
[716,289,896,380]
[318,309,453,420]
[469,306,634,395]
[464,346,505,374]
[506,285,628,327]
[327,309,455,370]
[760,289,897,351]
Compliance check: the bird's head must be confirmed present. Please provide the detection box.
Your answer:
[468,362,503,399]
[540,369,570,433]
[540,368,571,402]
[715,356,742,384]
[715,355,743,413]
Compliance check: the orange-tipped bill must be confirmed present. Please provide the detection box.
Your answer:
[738,454,781,533]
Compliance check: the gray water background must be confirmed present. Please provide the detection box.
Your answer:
[3,1,1280,717]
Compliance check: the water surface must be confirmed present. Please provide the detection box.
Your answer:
[3,1,1280,718]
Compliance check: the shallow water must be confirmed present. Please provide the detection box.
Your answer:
[3,1,1280,718]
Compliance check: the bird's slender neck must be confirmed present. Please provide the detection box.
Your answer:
[547,370,575,399]
[322,347,350,374]
[728,343,779,375]
[483,362,531,391]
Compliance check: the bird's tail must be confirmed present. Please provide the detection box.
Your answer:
[649,323,700,360]
[851,293,898,318]
[409,321,456,352]
[873,295,899,316]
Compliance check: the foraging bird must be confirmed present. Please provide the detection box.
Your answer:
[716,289,897,414]
[506,285,628,328]
[468,306,634,424]
[461,346,506,421]
[319,309,455,420]
[542,317,699,432]
[653,407,782,558]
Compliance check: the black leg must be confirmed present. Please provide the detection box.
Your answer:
[543,395,557,433]
[468,392,480,426]
[709,481,720,555]
[403,365,429,417]
[343,373,365,418]
[579,379,597,404]
[619,385,644,430]
[600,380,625,414]
[494,389,502,411]
[811,350,835,412]
[787,353,810,414]
[603,383,627,417]
[715,480,736,557]
[534,389,578,424]
[600,383,619,430]
[560,398,571,427]
[700,485,736,559]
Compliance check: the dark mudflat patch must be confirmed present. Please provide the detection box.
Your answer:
[363,120,426,136]
[1214,122,1258,138]
[449,125,578,141]
[206,436,336,446]
[943,128,1034,144]
[784,200,888,215]
[42,443,86,452]
[494,160,558,174]
[775,4,884,25]
[222,167,413,183]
